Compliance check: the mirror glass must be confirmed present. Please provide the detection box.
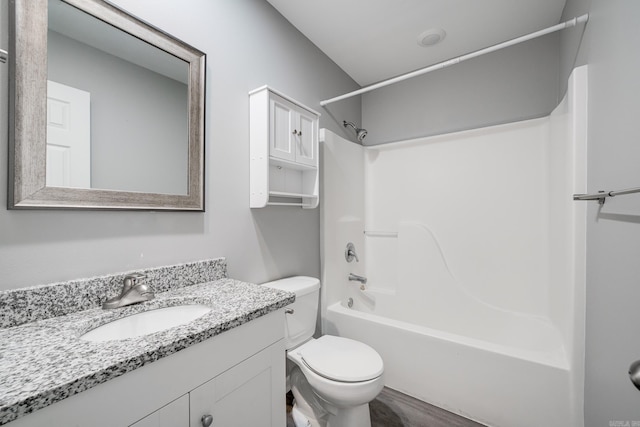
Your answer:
[47,0,189,195]
[9,0,205,210]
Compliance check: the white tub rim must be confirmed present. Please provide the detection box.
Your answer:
[326,300,569,370]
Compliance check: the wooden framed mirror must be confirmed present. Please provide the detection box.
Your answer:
[8,0,206,210]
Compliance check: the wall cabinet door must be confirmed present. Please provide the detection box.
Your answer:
[295,108,317,167]
[189,343,285,427]
[129,394,189,427]
[269,95,297,162]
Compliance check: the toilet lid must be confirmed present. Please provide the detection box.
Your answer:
[298,335,384,382]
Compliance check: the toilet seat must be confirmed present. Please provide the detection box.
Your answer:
[296,335,383,382]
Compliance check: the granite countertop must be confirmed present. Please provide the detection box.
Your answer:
[0,276,294,425]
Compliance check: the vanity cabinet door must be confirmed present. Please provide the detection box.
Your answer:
[189,342,285,427]
[129,394,189,427]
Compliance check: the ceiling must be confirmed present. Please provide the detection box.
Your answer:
[266,0,568,86]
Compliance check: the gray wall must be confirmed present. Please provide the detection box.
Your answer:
[561,0,640,425]
[360,34,561,145]
[0,0,360,290]
[48,30,189,195]
[559,0,591,97]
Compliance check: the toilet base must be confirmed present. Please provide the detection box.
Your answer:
[292,401,372,427]
[290,366,329,426]
[292,403,316,427]
[290,365,374,427]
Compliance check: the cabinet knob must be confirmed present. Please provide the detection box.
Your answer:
[292,129,298,135]
[201,414,213,427]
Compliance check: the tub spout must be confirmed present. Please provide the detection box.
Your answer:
[348,273,367,285]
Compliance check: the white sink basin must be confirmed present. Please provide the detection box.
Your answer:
[80,304,212,342]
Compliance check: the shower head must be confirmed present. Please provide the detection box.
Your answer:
[343,121,368,142]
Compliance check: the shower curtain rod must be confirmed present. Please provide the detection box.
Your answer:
[320,14,589,106]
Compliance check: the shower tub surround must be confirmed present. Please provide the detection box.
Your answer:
[0,258,294,425]
[321,66,587,427]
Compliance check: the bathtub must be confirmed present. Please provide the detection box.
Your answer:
[324,294,574,427]
[320,66,587,427]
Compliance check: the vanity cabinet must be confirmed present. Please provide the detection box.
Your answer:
[250,86,320,208]
[6,311,286,427]
[130,342,282,427]
[189,343,281,426]
[129,395,189,427]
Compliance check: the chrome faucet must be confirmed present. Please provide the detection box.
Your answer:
[348,273,367,285]
[103,273,154,309]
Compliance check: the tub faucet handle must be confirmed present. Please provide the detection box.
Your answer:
[345,242,359,263]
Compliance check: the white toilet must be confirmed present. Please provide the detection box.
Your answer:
[263,276,384,427]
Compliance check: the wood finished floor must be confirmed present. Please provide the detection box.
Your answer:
[370,387,486,427]
[286,387,485,427]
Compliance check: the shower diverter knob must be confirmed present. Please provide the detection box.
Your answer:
[345,242,359,263]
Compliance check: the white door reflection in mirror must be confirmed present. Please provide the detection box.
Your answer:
[46,80,91,188]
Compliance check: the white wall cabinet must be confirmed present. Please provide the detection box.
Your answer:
[6,311,286,427]
[250,86,320,208]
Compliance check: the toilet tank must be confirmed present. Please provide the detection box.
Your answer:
[262,276,320,350]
